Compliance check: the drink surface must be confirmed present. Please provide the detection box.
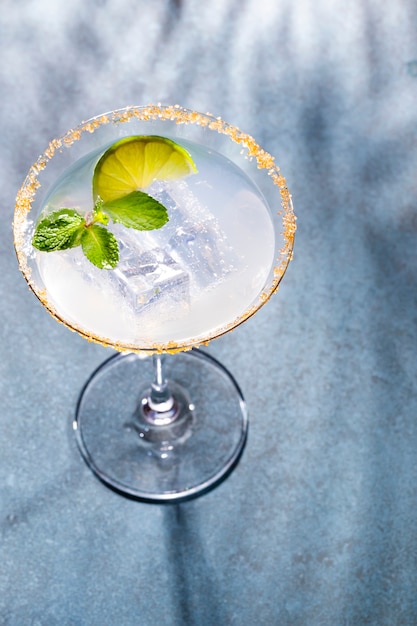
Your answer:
[31,138,276,348]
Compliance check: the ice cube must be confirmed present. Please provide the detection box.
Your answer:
[168,225,230,290]
[148,180,236,293]
[112,233,190,314]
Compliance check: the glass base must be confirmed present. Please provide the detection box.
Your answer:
[73,349,248,502]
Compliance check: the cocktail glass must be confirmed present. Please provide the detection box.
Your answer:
[14,105,295,502]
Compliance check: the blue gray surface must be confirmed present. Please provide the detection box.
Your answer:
[2,1,417,624]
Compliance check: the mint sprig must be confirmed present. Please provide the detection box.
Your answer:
[32,192,168,270]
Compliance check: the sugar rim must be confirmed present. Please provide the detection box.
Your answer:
[13,104,296,354]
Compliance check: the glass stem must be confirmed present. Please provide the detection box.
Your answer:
[139,354,188,434]
[148,355,175,413]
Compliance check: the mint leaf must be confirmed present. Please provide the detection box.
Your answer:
[103,190,169,231]
[81,224,119,269]
[32,209,85,251]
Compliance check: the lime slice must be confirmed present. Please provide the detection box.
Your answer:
[93,135,197,202]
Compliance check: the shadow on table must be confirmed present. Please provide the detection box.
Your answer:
[162,504,224,626]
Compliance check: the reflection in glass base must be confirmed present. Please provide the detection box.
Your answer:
[73,349,248,502]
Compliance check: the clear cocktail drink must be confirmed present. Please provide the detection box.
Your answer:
[15,106,294,353]
[33,139,275,347]
[14,105,295,501]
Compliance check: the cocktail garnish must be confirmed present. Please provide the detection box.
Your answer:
[93,135,197,201]
[32,136,197,269]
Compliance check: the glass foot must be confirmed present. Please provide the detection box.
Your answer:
[73,349,248,502]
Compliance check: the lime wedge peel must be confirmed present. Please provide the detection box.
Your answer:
[93,135,198,203]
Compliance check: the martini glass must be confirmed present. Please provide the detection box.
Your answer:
[14,105,295,502]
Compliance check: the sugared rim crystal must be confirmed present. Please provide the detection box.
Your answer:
[13,104,296,354]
